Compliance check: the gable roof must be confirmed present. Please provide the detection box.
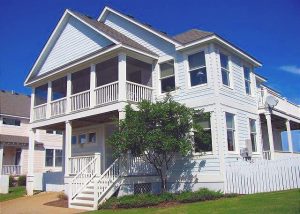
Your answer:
[98,6,182,46]
[0,90,31,118]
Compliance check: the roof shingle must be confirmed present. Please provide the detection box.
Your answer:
[173,29,214,45]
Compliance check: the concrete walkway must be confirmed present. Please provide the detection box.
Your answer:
[0,192,85,214]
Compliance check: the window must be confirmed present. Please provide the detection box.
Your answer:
[46,130,54,134]
[220,53,230,86]
[45,149,63,167]
[45,149,54,167]
[244,67,251,95]
[79,134,86,144]
[72,136,77,145]
[88,133,96,143]
[188,51,207,86]
[3,118,21,126]
[249,119,257,152]
[194,113,212,152]
[52,76,67,100]
[160,60,175,93]
[56,130,63,135]
[55,149,63,167]
[226,113,235,151]
[35,84,48,106]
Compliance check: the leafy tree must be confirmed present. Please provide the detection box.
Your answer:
[108,95,208,192]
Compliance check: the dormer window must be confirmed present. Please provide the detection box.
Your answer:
[159,60,175,93]
[220,53,230,86]
[244,66,251,95]
[188,51,207,86]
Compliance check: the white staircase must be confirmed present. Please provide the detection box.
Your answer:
[68,154,124,210]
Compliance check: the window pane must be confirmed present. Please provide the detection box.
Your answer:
[96,57,118,87]
[79,134,86,144]
[190,68,207,86]
[56,130,63,135]
[55,150,62,167]
[161,76,175,93]
[227,130,235,151]
[188,52,205,69]
[45,149,54,167]
[226,113,234,129]
[250,119,256,132]
[46,130,54,134]
[243,67,251,80]
[251,133,257,152]
[72,136,77,145]
[72,68,90,94]
[222,69,230,86]
[52,76,67,100]
[245,81,251,95]
[35,84,48,106]
[89,133,96,143]
[3,118,21,126]
[194,130,212,152]
[220,53,229,69]
[160,60,174,78]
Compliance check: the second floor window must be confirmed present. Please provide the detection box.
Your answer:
[160,60,175,93]
[220,53,230,86]
[244,67,251,95]
[249,119,257,152]
[3,118,21,126]
[226,112,235,151]
[194,113,212,152]
[188,51,207,86]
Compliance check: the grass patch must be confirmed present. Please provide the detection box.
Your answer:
[90,189,300,214]
[0,186,26,202]
[99,188,227,209]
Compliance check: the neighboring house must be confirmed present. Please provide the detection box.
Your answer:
[23,6,300,210]
[0,90,63,176]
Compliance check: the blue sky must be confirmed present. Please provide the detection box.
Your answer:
[0,0,299,148]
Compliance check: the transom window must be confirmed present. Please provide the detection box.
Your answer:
[188,51,207,86]
[3,118,21,126]
[79,134,87,144]
[249,119,257,152]
[45,149,62,167]
[159,60,175,93]
[88,133,96,143]
[220,53,230,86]
[194,113,212,152]
[244,67,251,95]
[226,113,235,151]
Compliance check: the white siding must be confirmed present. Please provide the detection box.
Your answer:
[36,16,113,76]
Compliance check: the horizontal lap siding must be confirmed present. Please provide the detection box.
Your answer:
[37,16,113,76]
[22,148,45,174]
[0,119,29,137]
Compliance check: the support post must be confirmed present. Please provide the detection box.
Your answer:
[46,81,52,118]
[66,73,72,113]
[30,88,35,122]
[118,53,127,102]
[95,153,101,176]
[265,112,275,159]
[286,119,293,153]
[64,121,72,176]
[90,64,96,108]
[26,128,35,195]
[0,143,3,174]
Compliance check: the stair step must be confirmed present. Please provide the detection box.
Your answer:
[78,192,94,197]
[69,204,95,211]
[71,199,94,205]
[81,190,94,194]
[76,196,94,201]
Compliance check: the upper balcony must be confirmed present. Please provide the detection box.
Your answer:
[257,85,300,119]
[30,53,154,124]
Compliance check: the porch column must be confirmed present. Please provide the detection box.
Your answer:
[26,128,36,195]
[30,88,35,122]
[265,112,275,159]
[46,81,52,118]
[90,64,96,108]
[286,120,293,153]
[64,120,72,176]
[118,53,127,102]
[66,73,72,113]
[0,143,3,174]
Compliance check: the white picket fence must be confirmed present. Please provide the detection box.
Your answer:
[225,157,300,194]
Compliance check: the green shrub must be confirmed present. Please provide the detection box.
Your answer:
[17,176,26,186]
[9,176,14,187]
[99,188,229,209]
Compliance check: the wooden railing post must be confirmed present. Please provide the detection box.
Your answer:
[66,73,72,114]
[46,81,52,118]
[90,64,96,108]
[95,153,101,176]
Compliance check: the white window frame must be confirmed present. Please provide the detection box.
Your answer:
[243,66,252,95]
[45,149,62,167]
[220,52,231,88]
[2,117,21,126]
[249,118,257,153]
[187,50,208,88]
[225,112,236,152]
[159,60,176,94]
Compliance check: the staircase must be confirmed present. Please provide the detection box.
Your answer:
[68,154,124,210]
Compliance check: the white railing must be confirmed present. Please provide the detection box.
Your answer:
[225,157,300,194]
[127,155,157,176]
[95,81,119,106]
[70,90,90,112]
[263,151,271,160]
[2,165,21,175]
[126,81,153,102]
[69,155,95,175]
[69,153,101,200]
[50,97,67,117]
[33,103,47,121]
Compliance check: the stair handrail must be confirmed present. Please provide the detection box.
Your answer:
[70,153,101,200]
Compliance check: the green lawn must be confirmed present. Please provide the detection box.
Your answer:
[0,186,26,202]
[89,189,300,214]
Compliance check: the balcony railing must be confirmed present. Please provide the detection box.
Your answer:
[95,81,119,106]
[2,165,21,175]
[51,97,67,117]
[32,81,153,122]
